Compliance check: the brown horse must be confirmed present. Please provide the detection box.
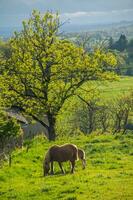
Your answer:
[43,144,86,176]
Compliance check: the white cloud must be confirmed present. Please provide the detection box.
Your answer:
[19,0,41,5]
[62,11,88,18]
[62,9,133,19]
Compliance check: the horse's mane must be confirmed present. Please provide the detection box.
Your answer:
[58,143,77,148]
[78,148,85,159]
[82,149,85,159]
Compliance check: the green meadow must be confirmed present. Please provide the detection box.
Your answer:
[0,132,133,200]
[99,76,133,99]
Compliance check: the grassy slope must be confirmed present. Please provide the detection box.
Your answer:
[0,133,133,200]
[57,76,133,134]
[0,77,133,200]
[99,76,133,99]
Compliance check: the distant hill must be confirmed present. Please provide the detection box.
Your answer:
[62,20,133,32]
[0,21,133,40]
[62,21,133,42]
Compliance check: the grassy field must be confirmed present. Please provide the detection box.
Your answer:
[99,76,133,99]
[0,76,133,200]
[0,133,133,200]
[57,76,133,135]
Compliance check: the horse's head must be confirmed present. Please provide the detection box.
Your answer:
[43,150,51,176]
[78,148,86,169]
[44,160,50,176]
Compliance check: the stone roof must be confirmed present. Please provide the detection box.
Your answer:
[6,109,28,124]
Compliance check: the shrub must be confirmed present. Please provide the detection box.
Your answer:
[0,111,22,151]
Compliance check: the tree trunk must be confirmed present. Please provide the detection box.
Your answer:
[114,114,122,133]
[88,109,94,134]
[123,110,129,134]
[9,153,12,167]
[47,113,56,141]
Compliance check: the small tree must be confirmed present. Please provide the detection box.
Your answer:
[98,103,111,133]
[0,111,22,166]
[108,37,114,49]
[0,111,21,149]
[113,34,128,52]
[112,92,133,133]
[127,39,133,63]
[77,89,100,134]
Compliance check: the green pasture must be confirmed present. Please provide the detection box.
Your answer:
[0,133,133,200]
[99,76,133,99]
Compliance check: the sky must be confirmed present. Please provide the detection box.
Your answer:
[0,0,133,27]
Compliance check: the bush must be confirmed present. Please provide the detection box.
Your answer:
[0,111,22,151]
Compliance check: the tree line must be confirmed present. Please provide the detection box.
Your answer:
[56,90,133,136]
[108,34,133,76]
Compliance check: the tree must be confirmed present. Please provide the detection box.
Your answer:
[75,33,91,52]
[127,39,133,64]
[0,110,22,167]
[98,103,111,133]
[108,37,114,49]
[77,92,99,134]
[112,92,133,133]
[0,111,22,150]
[0,10,117,140]
[113,34,128,52]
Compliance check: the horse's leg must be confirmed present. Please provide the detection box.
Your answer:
[58,162,65,174]
[82,159,86,169]
[70,160,75,174]
[50,161,54,175]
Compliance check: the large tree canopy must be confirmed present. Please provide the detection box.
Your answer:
[0,10,117,140]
